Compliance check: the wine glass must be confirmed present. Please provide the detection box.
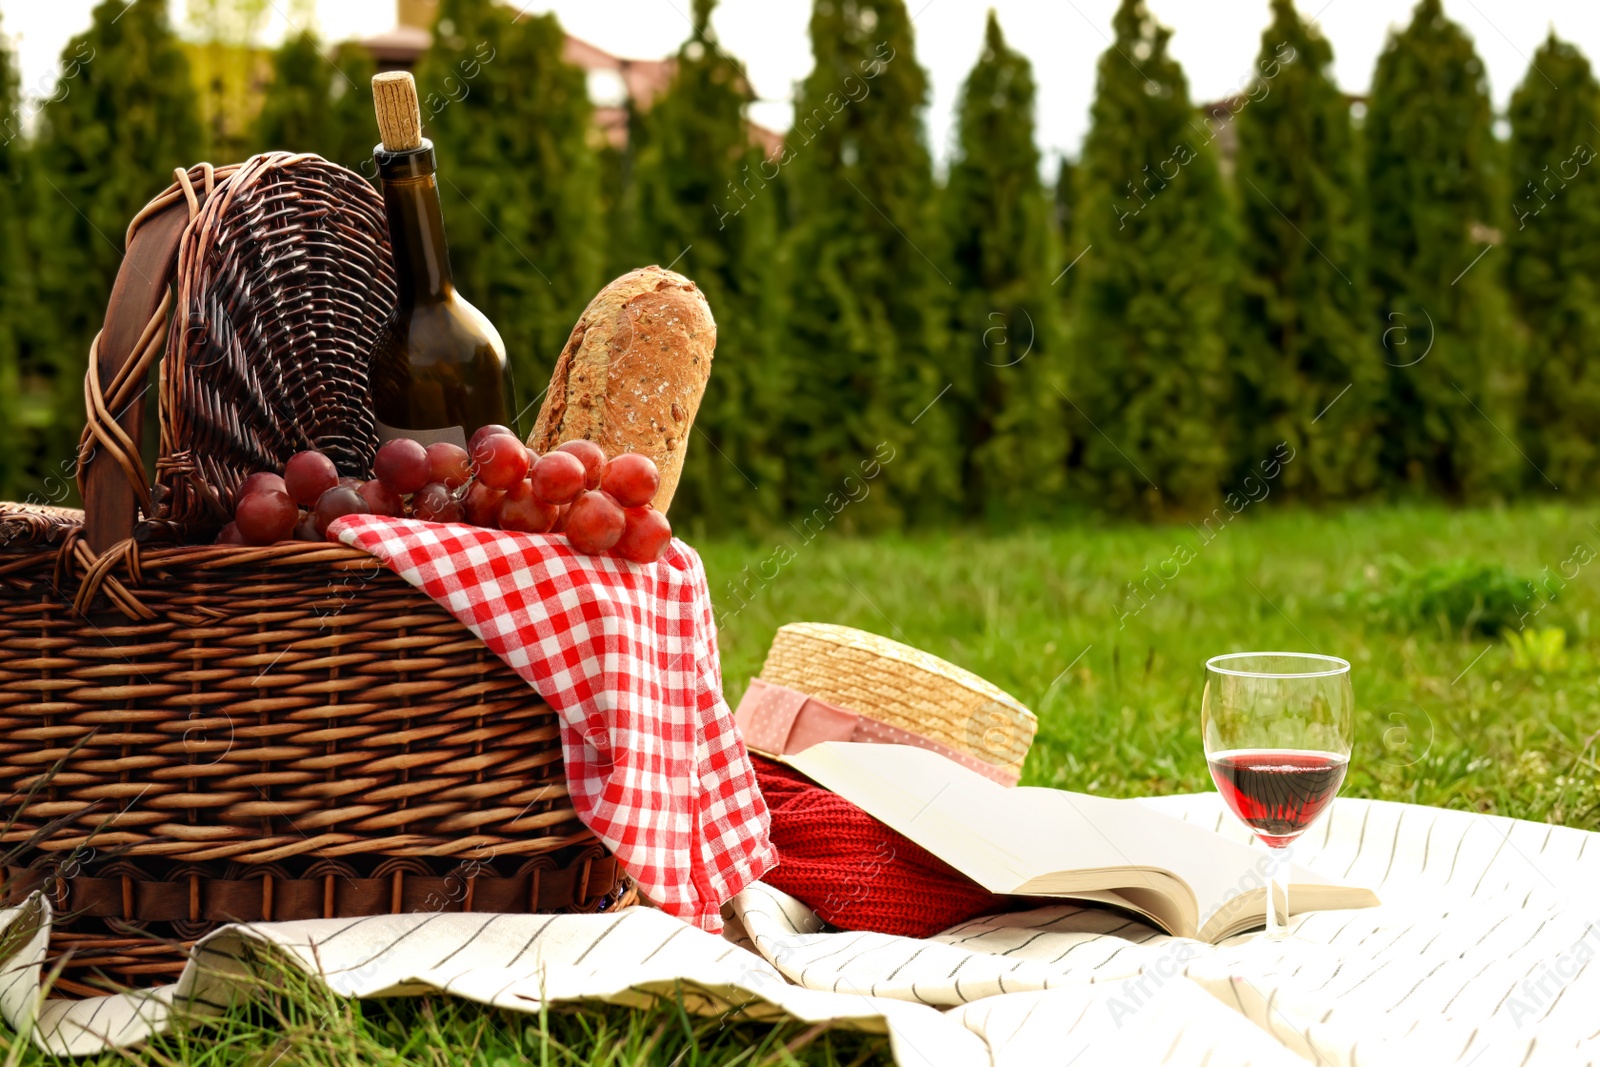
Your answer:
[1201,652,1354,939]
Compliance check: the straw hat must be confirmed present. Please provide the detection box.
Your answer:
[736,622,1037,785]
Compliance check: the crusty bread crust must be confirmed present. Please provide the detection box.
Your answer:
[530,266,715,514]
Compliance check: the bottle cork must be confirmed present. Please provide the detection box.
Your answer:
[372,71,423,152]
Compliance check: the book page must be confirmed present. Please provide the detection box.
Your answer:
[786,743,1143,888]
[786,742,1377,942]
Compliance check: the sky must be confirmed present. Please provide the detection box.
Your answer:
[4,0,1600,168]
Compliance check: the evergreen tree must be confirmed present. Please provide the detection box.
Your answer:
[1232,0,1379,499]
[1366,0,1521,497]
[325,43,379,175]
[30,0,202,489]
[184,0,272,161]
[1506,33,1600,493]
[1069,0,1233,516]
[595,139,634,284]
[252,33,376,175]
[417,0,603,424]
[943,12,1066,515]
[1054,156,1078,245]
[252,31,332,153]
[780,0,954,527]
[0,20,24,498]
[627,0,785,533]
[1053,155,1080,343]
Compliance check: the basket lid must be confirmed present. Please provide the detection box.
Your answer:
[156,152,395,535]
[72,154,396,548]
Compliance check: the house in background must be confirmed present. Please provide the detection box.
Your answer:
[1191,91,1369,177]
[362,0,782,154]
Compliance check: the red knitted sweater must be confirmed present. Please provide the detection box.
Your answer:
[752,756,1004,938]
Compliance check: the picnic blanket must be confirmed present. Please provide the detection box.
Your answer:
[326,515,777,932]
[6,792,1596,1065]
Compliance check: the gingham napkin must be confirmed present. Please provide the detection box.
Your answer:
[328,514,776,932]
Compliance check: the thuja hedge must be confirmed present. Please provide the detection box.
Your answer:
[2,0,1595,530]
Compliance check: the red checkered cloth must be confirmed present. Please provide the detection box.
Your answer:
[328,514,777,932]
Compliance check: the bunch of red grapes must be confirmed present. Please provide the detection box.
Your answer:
[218,425,673,563]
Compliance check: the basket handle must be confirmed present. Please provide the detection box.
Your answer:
[78,164,231,553]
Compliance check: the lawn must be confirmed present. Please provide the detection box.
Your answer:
[12,503,1600,1065]
[704,502,1600,825]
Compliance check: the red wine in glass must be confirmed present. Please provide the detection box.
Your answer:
[1202,652,1354,938]
[1207,749,1348,848]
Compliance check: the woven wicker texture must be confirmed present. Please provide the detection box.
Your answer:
[0,540,620,989]
[0,504,84,550]
[757,623,1036,777]
[0,543,588,863]
[5,847,632,996]
[0,155,618,990]
[156,153,393,538]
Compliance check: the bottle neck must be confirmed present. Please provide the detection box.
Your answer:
[377,142,454,306]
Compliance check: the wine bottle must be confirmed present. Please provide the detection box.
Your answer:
[367,71,513,450]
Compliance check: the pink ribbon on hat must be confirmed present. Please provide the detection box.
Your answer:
[733,677,1020,787]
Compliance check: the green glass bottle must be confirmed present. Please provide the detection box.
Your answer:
[368,71,512,449]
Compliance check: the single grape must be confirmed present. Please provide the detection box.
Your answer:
[468,423,515,458]
[312,485,370,535]
[600,453,661,509]
[374,438,432,494]
[235,489,299,545]
[412,481,464,523]
[283,451,339,506]
[294,511,322,541]
[613,506,672,563]
[234,471,286,508]
[498,480,560,533]
[463,480,505,528]
[215,521,246,545]
[557,439,607,490]
[530,451,586,505]
[472,433,531,490]
[358,478,406,517]
[564,491,625,554]
[426,442,473,490]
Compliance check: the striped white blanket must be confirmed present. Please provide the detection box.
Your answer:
[4,794,1594,1065]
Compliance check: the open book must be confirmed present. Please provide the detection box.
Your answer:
[785,742,1380,943]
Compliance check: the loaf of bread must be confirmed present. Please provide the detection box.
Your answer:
[529,265,715,513]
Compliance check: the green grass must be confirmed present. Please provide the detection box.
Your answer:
[16,503,1600,1065]
[4,963,885,1067]
[703,502,1600,824]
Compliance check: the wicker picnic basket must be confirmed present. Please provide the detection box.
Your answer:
[0,154,627,996]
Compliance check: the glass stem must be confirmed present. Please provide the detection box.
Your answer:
[1265,844,1289,938]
